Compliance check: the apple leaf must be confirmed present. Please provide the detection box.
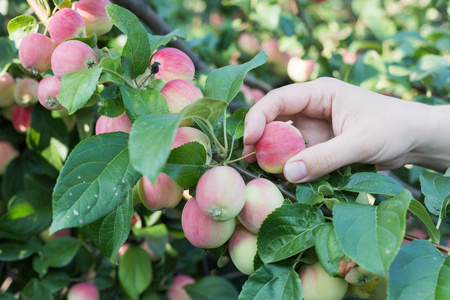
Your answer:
[185,276,239,300]
[120,84,169,122]
[226,107,248,140]
[337,172,406,197]
[20,278,53,300]
[98,85,125,118]
[181,97,228,126]
[314,223,345,277]
[408,199,440,244]
[148,29,187,53]
[132,223,168,258]
[7,15,38,40]
[0,239,41,262]
[419,172,450,216]
[99,57,125,85]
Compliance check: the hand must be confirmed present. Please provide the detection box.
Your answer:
[243,77,450,183]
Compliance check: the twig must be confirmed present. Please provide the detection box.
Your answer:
[404,233,450,255]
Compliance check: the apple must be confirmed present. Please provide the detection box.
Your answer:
[254,121,305,174]
[229,225,258,275]
[299,261,348,300]
[173,126,211,162]
[238,178,284,234]
[181,198,236,249]
[0,140,19,175]
[344,265,377,286]
[342,52,356,65]
[138,173,184,211]
[237,33,260,56]
[39,227,72,243]
[67,282,99,300]
[131,211,142,229]
[0,72,15,107]
[167,274,196,300]
[11,104,33,133]
[51,40,99,78]
[38,76,63,110]
[18,33,57,76]
[95,112,132,134]
[195,166,246,222]
[287,57,315,82]
[150,47,195,82]
[48,8,86,44]
[14,78,39,106]
[261,39,290,76]
[72,0,113,36]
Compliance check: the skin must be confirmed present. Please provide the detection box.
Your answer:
[51,40,99,78]
[167,274,196,300]
[244,77,450,183]
[18,33,56,76]
[48,8,86,44]
[229,225,258,275]
[150,47,195,82]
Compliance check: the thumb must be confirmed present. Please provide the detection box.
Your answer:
[283,134,362,183]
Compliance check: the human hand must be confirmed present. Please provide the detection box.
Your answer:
[243,77,450,183]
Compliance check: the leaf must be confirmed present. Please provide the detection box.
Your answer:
[32,237,82,276]
[148,29,187,53]
[333,190,411,276]
[50,132,141,233]
[185,276,239,300]
[408,199,440,244]
[120,84,169,122]
[296,181,334,205]
[7,15,39,40]
[257,203,325,264]
[0,37,16,73]
[106,4,151,79]
[119,245,153,300]
[337,172,406,198]
[205,51,266,104]
[226,107,248,139]
[89,190,133,263]
[419,172,450,216]
[238,260,302,300]
[440,194,450,221]
[20,278,53,300]
[365,15,397,41]
[163,142,207,188]
[98,85,125,118]
[410,55,450,82]
[0,239,41,261]
[58,65,103,114]
[181,97,228,126]
[314,223,345,277]
[129,114,182,183]
[388,239,450,300]
[68,33,98,48]
[99,57,125,85]
[133,223,169,257]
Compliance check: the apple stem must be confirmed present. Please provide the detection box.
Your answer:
[197,117,227,157]
[225,152,256,164]
[222,110,229,157]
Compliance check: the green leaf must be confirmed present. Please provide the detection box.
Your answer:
[89,190,133,263]
[365,15,397,41]
[41,272,71,293]
[50,132,141,233]
[53,0,72,9]
[7,15,39,40]
[133,223,168,257]
[226,107,248,139]
[32,237,82,276]
[314,223,345,277]
[296,181,334,205]
[68,33,98,48]
[98,85,125,118]
[119,245,153,300]
[337,172,406,197]
[106,4,151,79]
[410,55,450,82]
[20,278,53,300]
[163,142,207,188]
[120,85,169,122]
[205,51,266,104]
[75,107,96,140]
[185,276,239,300]
[419,172,450,216]
[58,65,103,114]
[388,239,450,300]
[129,114,181,183]
[99,57,125,85]
[148,29,187,53]
[0,239,41,261]
[238,260,302,300]
[333,190,411,276]
[440,194,450,221]
[0,37,16,73]
[181,97,228,126]
[408,199,440,244]
[257,203,325,264]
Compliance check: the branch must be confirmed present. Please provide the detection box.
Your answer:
[27,0,50,26]
[291,0,323,52]
[404,234,450,255]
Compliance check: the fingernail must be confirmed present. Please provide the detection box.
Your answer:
[285,161,308,182]
[243,127,248,143]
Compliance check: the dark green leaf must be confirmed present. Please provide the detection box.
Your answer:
[7,15,39,40]
[98,85,125,118]
[0,37,16,73]
[410,55,450,82]
[185,276,239,300]
[148,29,187,53]
[120,84,169,122]
[0,239,41,261]
[296,181,334,205]
[68,33,98,48]
[338,172,406,197]
[226,107,248,139]
[408,199,440,244]
[133,223,168,257]
[99,57,125,85]
[419,172,450,216]
[20,278,52,300]
[181,97,228,126]
[314,223,345,277]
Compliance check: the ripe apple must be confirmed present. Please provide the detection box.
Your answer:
[237,33,260,56]
[38,76,63,110]
[195,166,246,222]
[261,39,290,76]
[11,104,33,133]
[48,8,86,44]
[254,121,306,174]
[67,282,99,300]
[229,225,258,275]
[51,40,99,78]
[299,261,348,300]
[238,178,284,233]
[138,173,184,211]
[18,33,56,76]
[72,0,113,36]
[39,227,72,243]
[167,274,196,300]
[181,198,236,249]
[0,72,15,107]
[95,112,132,134]
[287,57,315,83]
[173,126,211,162]
[14,78,39,106]
[0,140,19,175]
[150,47,195,82]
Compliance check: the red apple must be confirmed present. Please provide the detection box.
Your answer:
[195,166,246,222]
[299,262,348,300]
[95,112,132,134]
[14,78,39,106]
[38,76,63,110]
[287,57,315,82]
[238,178,284,233]
[254,121,306,174]
[51,40,99,78]
[138,173,184,211]
[150,47,195,82]
[18,33,57,76]
[48,8,86,44]
[72,0,113,36]
[11,104,33,133]
[181,198,236,249]
[237,33,260,56]
[0,140,19,174]
[167,274,195,300]
[261,39,290,76]
[39,227,72,243]
[229,225,258,275]
[172,127,211,162]
[67,282,99,300]
[0,72,15,107]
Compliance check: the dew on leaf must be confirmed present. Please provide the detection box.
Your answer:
[73,210,79,216]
